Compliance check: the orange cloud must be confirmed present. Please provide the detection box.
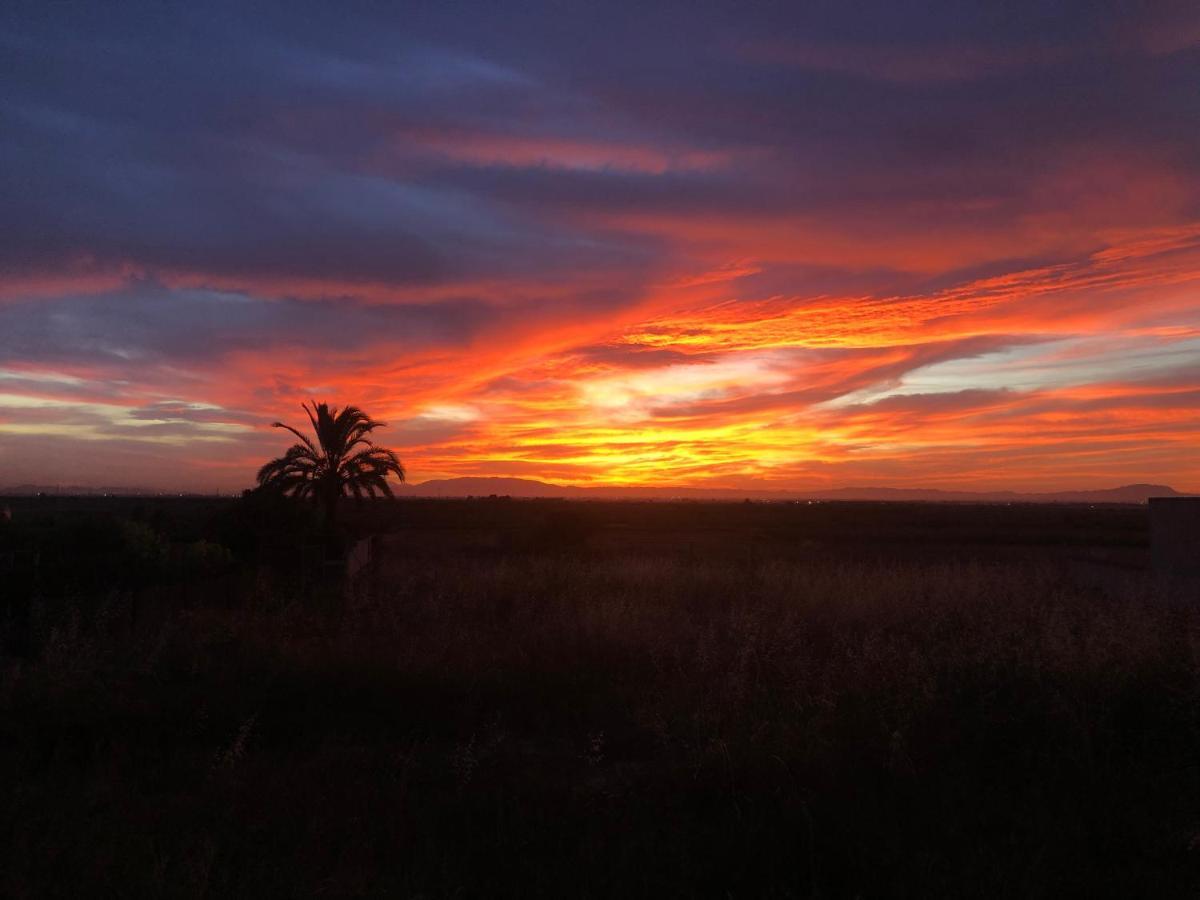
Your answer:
[2,207,1198,493]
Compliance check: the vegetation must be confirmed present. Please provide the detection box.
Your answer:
[256,402,404,527]
[1,497,1197,897]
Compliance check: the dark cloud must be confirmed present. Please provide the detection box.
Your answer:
[0,284,501,366]
[3,0,1197,298]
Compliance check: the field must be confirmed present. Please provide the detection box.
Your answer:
[2,496,1199,897]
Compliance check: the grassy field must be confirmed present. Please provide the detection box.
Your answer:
[2,497,1199,897]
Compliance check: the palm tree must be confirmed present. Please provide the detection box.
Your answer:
[257,401,405,527]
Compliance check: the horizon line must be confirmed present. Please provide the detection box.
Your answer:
[2,478,1194,500]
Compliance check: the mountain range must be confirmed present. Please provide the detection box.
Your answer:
[393,477,1190,504]
[2,479,1190,504]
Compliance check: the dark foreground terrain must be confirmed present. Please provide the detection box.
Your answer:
[2,496,1199,897]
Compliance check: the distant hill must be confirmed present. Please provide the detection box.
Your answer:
[808,483,1185,504]
[395,477,1188,504]
[396,477,586,498]
[0,484,217,497]
[3,478,1187,504]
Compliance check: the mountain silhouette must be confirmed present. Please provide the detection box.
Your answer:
[3,479,1186,504]
[394,478,1186,504]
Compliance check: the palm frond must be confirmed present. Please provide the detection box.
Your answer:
[271,421,318,455]
[262,401,404,516]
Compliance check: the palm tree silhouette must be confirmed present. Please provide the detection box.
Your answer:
[257,401,404,527]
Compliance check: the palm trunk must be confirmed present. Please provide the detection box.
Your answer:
[320,481,344,562]
[322,488,339,529]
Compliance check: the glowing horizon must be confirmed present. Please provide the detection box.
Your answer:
[1,3,1198,493]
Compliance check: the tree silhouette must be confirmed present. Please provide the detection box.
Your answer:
[257,401,404,527]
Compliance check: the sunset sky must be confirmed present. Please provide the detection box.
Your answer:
[2,1,1198,492]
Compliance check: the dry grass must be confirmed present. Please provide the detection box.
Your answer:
[4,553,1200,897]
